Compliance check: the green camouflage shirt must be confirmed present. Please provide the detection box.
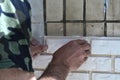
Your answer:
[0,0,34,72]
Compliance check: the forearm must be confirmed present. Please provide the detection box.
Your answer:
[38,63,69,80]
[0,68,36,80]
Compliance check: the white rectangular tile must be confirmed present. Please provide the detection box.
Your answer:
[92,39,120,55]
[115,58,120,72]
[92,73,120,80]
[66,73,89,80]
[78,57,111,72]
[32,55,52,69]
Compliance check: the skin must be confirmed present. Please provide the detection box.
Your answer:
[30,38,48,57]
[0,39,91,80]
[39,39,91,80]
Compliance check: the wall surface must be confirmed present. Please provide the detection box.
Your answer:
[29,0,120,80]
[46,0,120,36]
[33,36,120,80]
[29,0,120,37]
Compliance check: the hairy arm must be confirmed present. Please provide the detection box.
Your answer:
[0,68,36,80]
[39,63,69,80]
[39,39,91,80]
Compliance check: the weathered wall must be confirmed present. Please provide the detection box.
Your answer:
[33,37,120,80]
[29,0,120,80]
[46,0,120,36]
[29,0,120,37]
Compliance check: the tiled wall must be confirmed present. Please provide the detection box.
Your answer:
[29,0,120,37]
[32,37,120,80]
[29,0,120,80]
[45,0,120,36]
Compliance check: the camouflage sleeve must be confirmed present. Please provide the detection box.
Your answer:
[0,0,34,72]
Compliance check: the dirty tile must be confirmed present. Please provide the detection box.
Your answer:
[86,23,104,36]
[47,23,63,36]
[107,0,120,20]
[86,0,104,20]
[46,0,63,21]
[107,23,120,37]
[66,0,83,20]
[66,23,83,36]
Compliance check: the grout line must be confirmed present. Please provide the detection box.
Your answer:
[73,71,120,74]
[83,0,86,36]
[45,36,120,40]
[63,0,66,36]
[91,54,120,57]
[43,0,47,35]
[90,54,111,57]
[46,20,120,23]
[40,53,120,58]
[72,71,89,73]
[34,67,120,74]
[104,0,107,36]
[111,56,115,72]
[89,71,92,80]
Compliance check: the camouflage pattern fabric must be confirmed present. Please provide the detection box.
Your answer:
[0,0,34,72]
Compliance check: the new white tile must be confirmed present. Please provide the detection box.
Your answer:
[92,39,120,55]
[93,73,120,80]
[32,55,52,69]
[78,57,111,72]
[115,58,120,72]
[66,73,89,80]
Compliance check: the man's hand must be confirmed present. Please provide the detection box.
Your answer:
[30,38,48,57]
[52,39,91,71]
[39,39,91,80]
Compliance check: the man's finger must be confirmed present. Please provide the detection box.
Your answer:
[78,43,91,51]
[75,39,87,45]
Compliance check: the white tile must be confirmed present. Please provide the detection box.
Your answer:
[46,38,79,53]
[46,37,120,53]
[32,55,52,69]
[78,57,111,72]
[92,39,120,55]
[66,73,89,80]
[92,73,120,80]
[115,58,120,72]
